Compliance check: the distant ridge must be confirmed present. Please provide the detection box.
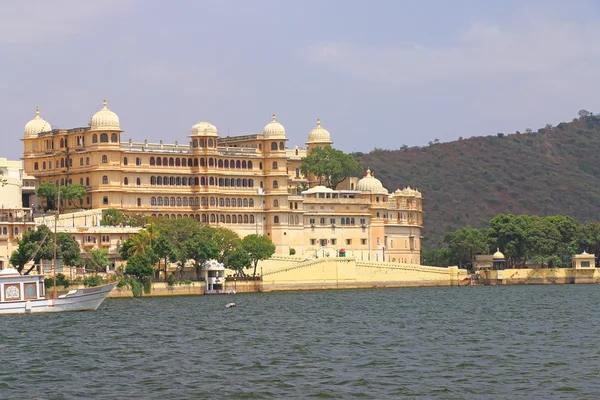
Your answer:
[353,114,600,248]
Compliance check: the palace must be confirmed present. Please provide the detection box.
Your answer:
[21,101,423,263]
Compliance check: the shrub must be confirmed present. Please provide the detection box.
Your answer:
[167,274,176,287]
[83,275,103,287]
[289,248,296,255]
[117,277,128,288]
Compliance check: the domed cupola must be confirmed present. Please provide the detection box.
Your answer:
[356,168,388,194]
[191,121,218,136]
[307,118,332,145]
[24,107,52,138]
[263,114,286,139]
[90,100,121,131]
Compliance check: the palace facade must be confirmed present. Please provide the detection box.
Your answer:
[22,101,423,262]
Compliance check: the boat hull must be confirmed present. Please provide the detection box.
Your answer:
[0,283,117,315]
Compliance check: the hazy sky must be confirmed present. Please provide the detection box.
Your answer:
[2,0,599,160]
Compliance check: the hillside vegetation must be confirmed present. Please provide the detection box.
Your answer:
[353,114,600,249]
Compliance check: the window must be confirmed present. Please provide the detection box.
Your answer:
[150,157,155,166]
[103,196,109,205]
[102,155,108,163]
[360,218,366,225]
[124,177,128,185]
[361,239,367,245]
[100,133,108,142]
[274,216,279,223]
[102,176,108,184]
[272,162,278,170]
[249,199,254,207]
[331,239,337,245]
[80,178,83,185]
[157,197,163,206]
[376,237,380,245]
[320,217,326,224]
[330,218,336,225]
[273,200,279,207]
[271,142,278,151]
[311,239,317,245]
[86,157,90,165]
[86,177,89,186]
[151,197,156,206]
[273,180,278,189]
[79,158,83,166]
[346,239,352,245]
[137,198,142,207]
[136,157,142,166]
[376,196,380,202]
[34,162,38,170]
[92,134,98,143]
[111,133,118,142]
[193,139,198,148]
[309,218,315,225]
[136,177,141,185]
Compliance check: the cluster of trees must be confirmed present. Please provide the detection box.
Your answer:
[118,218,275,288]
[300,145,363,188]
[423,214,600,270]
[37,182,87,211]
[9,225,110,277]
[101,208,148,227]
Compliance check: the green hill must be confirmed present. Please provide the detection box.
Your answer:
[353,115,600,249]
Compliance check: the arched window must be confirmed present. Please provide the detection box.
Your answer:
[102,176,108,184]
[218,178,224,187]
[200,158,205,167]
[195,197,200,207]
[193,139,198,148]
[230,159,235,168]
[183,177,188,185]
[86,157,90,166]
[137,198,141,207]
[219,215,225,223]
[218,159,223,168]
[164,197,169,206]
[272,162,278,170]
[60,159,65,168]
[92,134,98,143]
[183,198,188,206]
[59,138,64,148]
[236,178,242,187]
[219,198,224,207]
[182,158,187,167]
[86,177,89,186]
[157,176,163,185]
[249,179,254,188]
[279,142,284,150]
[224,160,229,168]
[150,157,155,166]
[274,216,279,223]
[273,180,278,189]
[170,177,175,185]
[124,177,129,185]
[242,179,248,187]
[163,157,168,166]
[209,177,215,186]
[103,196,108,205]
[271,142,278,151]
[34,162,39,170]
[208,139,214,147]
[200,139,205,148]
[210,197,215,206]
[249,199,254,207]
[231,198,236,207]
[111,133,118,142]
[201,197,207,206]
[210,214,216,223]
[194,158,199,167]
[250,215,255,223]
[236,160,241,169]
[194,177,199,186]
[202,214,207,223]
[232,215,237,223]
[248,161,253,169]
[244,215,249,224]
[209,158,214,167]
[100,133,108,142]
[176,177,181,186]
[243,198,248,207]
[151,197,156,206]
[169,157,174,166]
[157,197,163,206]
[176,197,182,206]
[79,157,83,166]
[176,158,181,167]
[226,215,231,223]
[274,200,279,207]
[242,160,247,169]
[259,162,263,169]
[42,161,46,169]
[136,177,141,185]
[150,176,156,185]
[80,178,83,185]
[170,197,175,206]
[201,177,206,186]
[156,157,162,166]
[225,198,231,207]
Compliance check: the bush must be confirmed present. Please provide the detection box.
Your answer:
[289,248,296,255]
[167,274,176,287]
[117,277,128,288]
[83,275,103,287]
[45,273,69,289]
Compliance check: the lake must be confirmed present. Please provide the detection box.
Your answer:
[1,285,599,399]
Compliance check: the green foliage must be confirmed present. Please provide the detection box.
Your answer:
[57,233,83,268]
[44,273,69,289]
[167,274,176,287]
[125,249,158,281]
[86,248,110,273]
[242,234,276,276]
[300,145,363,188]
[101,208,124,226]
[444,227,488,270]
[224,248,251,275]
[60,184,86,206]
[289,248,296,255]
[37,182,58,209]
[83,275,103,287]
[117,277,128,288]
[152,233,177,281]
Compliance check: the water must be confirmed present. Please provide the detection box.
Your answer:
[1,285,600,399]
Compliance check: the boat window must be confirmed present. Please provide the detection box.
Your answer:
[25,283,36,299]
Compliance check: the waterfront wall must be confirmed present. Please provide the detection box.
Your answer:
[107,279,261,298]
[258,256,467,291]
[478,268,600,285]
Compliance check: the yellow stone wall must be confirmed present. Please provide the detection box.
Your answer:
[479,268,600,285]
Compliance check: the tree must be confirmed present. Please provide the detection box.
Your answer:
[444,227,488,270]
[125,249,159,296]
[37,182,58,210]
[242,234,276,276]
[60,184,86,207]
[210,227,241,262]
[180,227,219,278]
[86,248,110,273]
[487,214,529,268]
[10,225,53,274]
[300,145,363,188]
[120,230,152,260]
[152,233,177,281]
[578,109,590,119]
[0,170,6,187]
[224,247,251,276]
[56,233,84,269]
[101,208,124,226]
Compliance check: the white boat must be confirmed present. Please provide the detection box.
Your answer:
[0,267,116,315]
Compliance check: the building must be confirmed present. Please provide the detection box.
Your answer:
[22,101,423,262]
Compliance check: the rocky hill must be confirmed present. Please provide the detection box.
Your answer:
[353,115,600,249]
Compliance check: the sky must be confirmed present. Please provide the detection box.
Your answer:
[2,0,600,160]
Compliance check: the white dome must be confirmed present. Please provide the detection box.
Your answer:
[493,248,505,260]
[356,169,388,194]
[191,120,218,136]
[90,100,120,131]
[24,107,52,138]
[263,114,286,139]
[307,118,331,144]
